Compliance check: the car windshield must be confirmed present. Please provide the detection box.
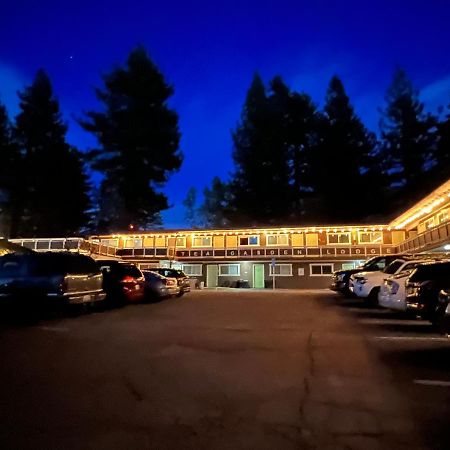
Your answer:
[383,260,404,274]
[362,257,385,271]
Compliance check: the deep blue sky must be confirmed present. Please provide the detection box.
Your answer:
[1,0,450,227]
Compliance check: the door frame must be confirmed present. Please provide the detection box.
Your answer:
[252,264,265,288]
[206,264,218,288]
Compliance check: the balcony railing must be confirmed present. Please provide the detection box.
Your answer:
[397,222,450,253]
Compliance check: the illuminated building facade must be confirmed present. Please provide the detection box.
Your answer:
[9,179,450,289]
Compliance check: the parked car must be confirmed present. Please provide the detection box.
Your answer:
[96,260,145,305]
[378,269,416,312]
[330,255,406,296]
[405,261,450,320]
[142,270,179,300]
[150,268,190,297]
[351,258,433,305]
[0,252,105,309]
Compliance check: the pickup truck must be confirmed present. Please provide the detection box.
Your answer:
[0,252,106,308]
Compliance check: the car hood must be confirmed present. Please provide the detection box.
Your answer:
[334,268,365,277]
[354,270,383,279]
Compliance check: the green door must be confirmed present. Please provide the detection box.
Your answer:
[253,264,265,288]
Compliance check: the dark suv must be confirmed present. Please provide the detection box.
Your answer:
[330,255,405,296]
[151,268,190,297]
[96,260,146,305]
[405,261,450,320]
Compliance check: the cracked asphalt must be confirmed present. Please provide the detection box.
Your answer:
[0,290,427,449]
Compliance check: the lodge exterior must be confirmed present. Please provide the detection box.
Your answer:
[9,178,450,289]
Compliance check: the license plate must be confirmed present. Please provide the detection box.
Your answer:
[70,295,91,304]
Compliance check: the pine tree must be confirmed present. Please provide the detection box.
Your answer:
[15,70,90,237]
[229,74,291,226]
[432,103,450,186]
[199,177,230,228]
[379,68,437,205]
[80,46,182,231]
[0,102,20,237]
[268,77,322,222]
[182,187,199,228]
[311,76,378,223]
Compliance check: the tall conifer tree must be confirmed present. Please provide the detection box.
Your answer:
[15,70,90,237]
[0,102,20,237]
[379,68,437,205]
[269,77,322,222]
[80,46,182,231]
[311,76,378,222]
[229,74,291,226]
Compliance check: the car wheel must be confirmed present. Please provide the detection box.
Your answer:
[366,288,380,308]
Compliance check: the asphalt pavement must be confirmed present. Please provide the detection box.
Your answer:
[0,289,447,449]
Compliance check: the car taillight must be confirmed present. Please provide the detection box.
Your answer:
[121,276,137,284]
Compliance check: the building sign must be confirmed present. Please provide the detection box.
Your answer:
[173,246,395,260]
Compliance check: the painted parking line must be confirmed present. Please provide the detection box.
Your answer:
[359,318,428,325]
[372,336,450,341]
[414,379,450,387]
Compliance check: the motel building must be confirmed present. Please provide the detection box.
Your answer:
[9,178,450,289]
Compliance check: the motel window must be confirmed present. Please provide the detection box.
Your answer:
[267,234,289,246]
[100,239,119,247]
[269,264,292,276]
[437,209,449,224]
[155,236,166,247]
[425,218,435,229]
[192,236,212,247]
[182,264,203,276]
[310,263,334,276]
[124,238,143,248]
[305,233,319,247]
[239,235,259,246]
[175,237,186,248]
[341,262,360,271]
[358,231,383,244]
[219,264,240,276]
[327,232,351,245]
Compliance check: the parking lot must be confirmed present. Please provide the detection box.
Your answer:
[332,295,450,450]
[0,290,449,449]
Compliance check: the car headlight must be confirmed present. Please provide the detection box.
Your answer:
[390,281,399,295]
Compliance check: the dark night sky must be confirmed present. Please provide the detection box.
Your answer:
[1,0,450,227]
